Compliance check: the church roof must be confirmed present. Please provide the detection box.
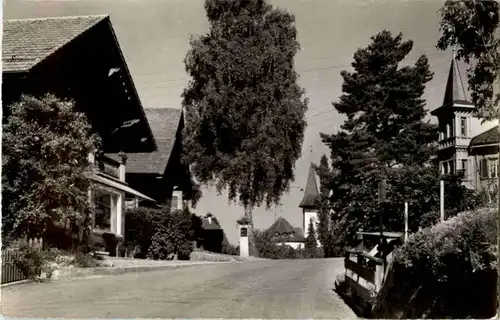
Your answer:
[470,126,499,147]
[299,163,320,209]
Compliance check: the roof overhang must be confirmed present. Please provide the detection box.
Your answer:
[91,173,155,202]
[470,143,499,149]
[103,18,157,151]
[431,103,475,116]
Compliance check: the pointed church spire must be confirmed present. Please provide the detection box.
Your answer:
[442,49,470,106]
[299,163,320,209]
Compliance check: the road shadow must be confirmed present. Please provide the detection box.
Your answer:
[331,287,368,319]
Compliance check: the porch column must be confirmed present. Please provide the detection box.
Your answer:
[116,193,123,236]
[118,152,127,182]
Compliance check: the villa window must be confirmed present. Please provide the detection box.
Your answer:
[489,159,498,178]
[460,117,467,137]
[93,189,117,232]
[446,124,450,138]
[442,162,449,174]
[461,159,468,176]
[481,158,498,179]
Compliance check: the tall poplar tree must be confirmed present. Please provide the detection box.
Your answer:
[182,0,308,255]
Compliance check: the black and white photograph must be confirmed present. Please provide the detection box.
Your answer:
[1,0,500,319]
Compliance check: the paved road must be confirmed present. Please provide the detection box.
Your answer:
[1,258,356,319]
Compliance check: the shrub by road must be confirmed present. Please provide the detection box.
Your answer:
[372,207,497,319]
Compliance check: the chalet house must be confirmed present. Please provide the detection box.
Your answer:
[266,217,305,250]
[2,15,157,253]
[432,55,499,202]
[107,107,195,211]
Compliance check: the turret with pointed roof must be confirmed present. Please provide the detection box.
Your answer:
[431,53,474,118]
[299,163,320,209]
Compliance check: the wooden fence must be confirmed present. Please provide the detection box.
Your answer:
[1,238,43,285]
[344,249,385,302]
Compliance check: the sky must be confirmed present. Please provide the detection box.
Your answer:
[4,0,455,244]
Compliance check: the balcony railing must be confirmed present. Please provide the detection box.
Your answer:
[95,156,120,180]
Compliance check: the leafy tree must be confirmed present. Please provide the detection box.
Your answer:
[181,0,308,253]
[2,94,100,243]
[437,0,499,121]
[304,219,317,257]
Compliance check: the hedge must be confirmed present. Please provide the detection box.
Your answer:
[372,207,497,319]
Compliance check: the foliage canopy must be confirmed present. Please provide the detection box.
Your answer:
[437,0,499,121]
[181,0,308,219]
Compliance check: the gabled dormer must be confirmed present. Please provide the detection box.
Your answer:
[431,54,475,152]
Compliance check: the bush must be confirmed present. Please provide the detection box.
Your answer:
[146,209,194,260]
[12,243,60,281]
[372,207,497,319]
[124,207,162,259]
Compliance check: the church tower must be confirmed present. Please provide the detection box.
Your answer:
[299,163,320,246]
[430,53,495,189]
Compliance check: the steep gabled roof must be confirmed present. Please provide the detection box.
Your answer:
[266,217,305,242]
[202,217,221,230]
[3,15,157,151]
[470,126,499,147]
[3,15,108,72]
[267,217,296,235]
[299,163,320,209]
[107,107,183,174]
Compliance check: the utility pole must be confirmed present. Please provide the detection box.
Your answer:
[404,202,409,243]
[440,180,445,223]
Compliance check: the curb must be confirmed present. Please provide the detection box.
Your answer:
[55,261,233,280]
[1,279,32,288]
[1,261,233,288]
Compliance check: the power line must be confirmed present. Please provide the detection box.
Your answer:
[137,52,453,93]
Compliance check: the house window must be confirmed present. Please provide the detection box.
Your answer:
[446,124,450,138]
[442,161,449,174]
[171,195,179,211]
[460,117,467,137]
[449,160,455,174]
[481,158,489,179]
[93,190,117,232]
[489,159,498,178]
[461,159,468,177]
